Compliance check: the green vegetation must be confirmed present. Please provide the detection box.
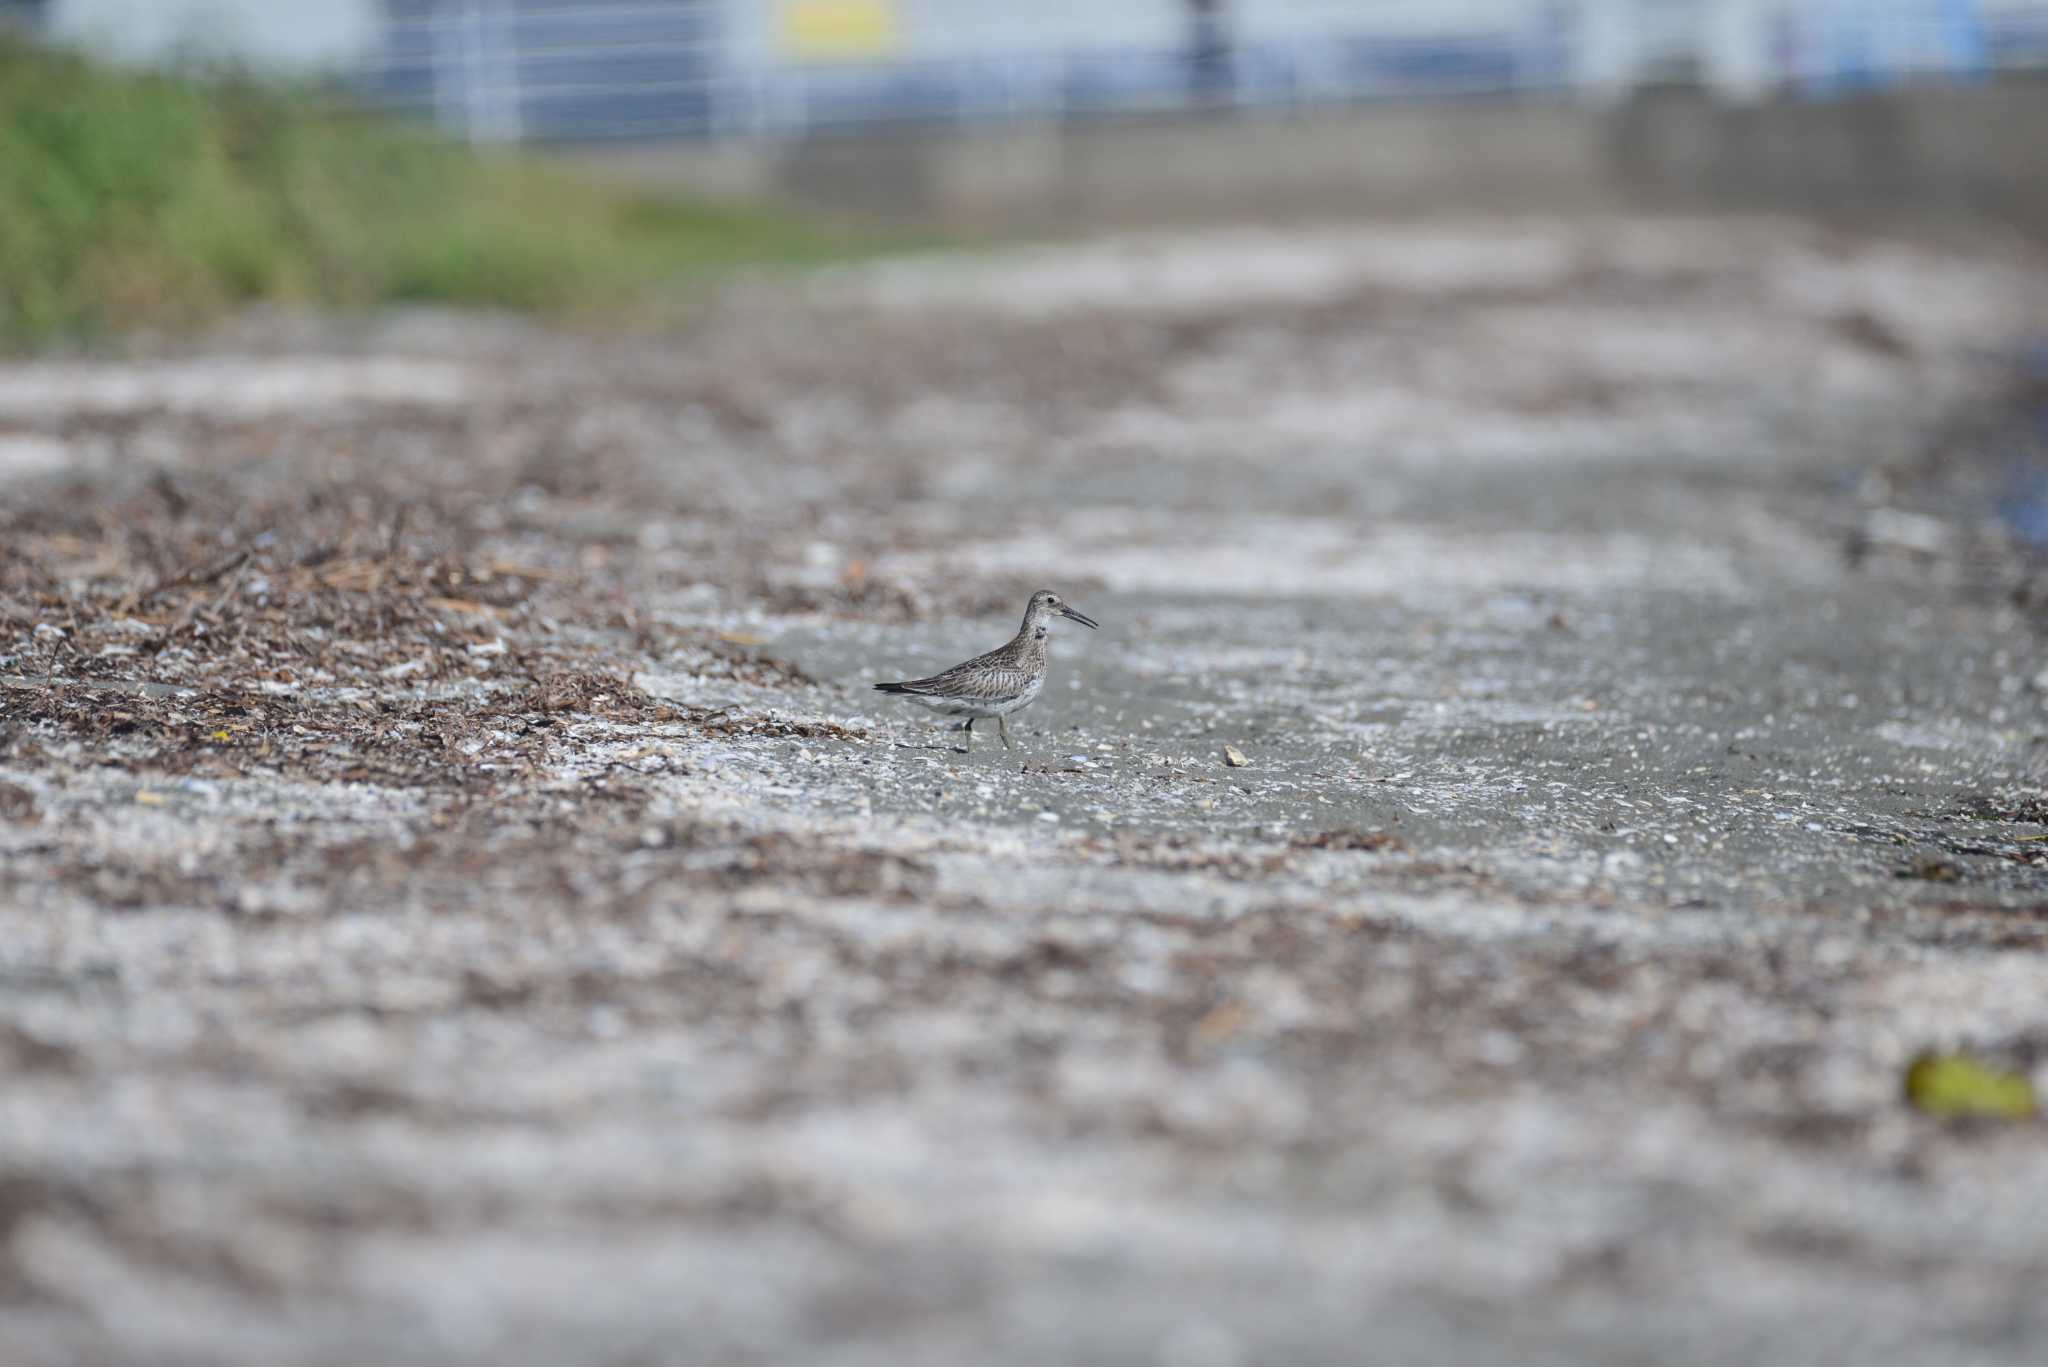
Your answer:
[0,40,860,347]
[1904,1053,2038,1120]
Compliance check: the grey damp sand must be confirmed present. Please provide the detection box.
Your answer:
[1,216,2046,1367]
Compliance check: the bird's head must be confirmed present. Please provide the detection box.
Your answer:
[1023,589,1098,637]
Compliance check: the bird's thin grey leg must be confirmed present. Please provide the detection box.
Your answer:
[961,718,974,753]
[998,716,1012,750]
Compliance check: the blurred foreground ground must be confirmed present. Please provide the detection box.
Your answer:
[4,214,2048,1366]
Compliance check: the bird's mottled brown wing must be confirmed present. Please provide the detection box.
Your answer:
[892,659,1036,701]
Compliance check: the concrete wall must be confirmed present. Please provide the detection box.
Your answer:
[1611,83,2048,231]
[573,82,2048,236]
[577,100,1623,231]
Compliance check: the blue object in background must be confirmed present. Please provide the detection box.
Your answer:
[1941,0,1989,80]
[2000,339,2048,549]
[2001,461,2048,549]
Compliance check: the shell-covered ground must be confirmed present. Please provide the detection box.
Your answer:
[4,215,2048,1367]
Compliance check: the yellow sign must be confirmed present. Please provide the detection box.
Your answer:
[778,0,898,60]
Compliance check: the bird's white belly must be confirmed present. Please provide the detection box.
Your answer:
[907,674,1042,719]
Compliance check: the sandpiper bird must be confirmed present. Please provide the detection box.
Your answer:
[873,589,1098,751]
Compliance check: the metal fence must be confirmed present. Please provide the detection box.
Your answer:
[356,1,2048,145]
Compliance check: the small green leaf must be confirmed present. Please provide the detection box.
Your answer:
[1905,1054,2037,1119]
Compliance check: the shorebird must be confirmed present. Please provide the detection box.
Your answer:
[873,589,1099,751]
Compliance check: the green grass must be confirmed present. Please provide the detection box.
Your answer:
[0,40,864,348]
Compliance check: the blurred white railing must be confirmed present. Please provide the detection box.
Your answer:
[355,1,2048,145]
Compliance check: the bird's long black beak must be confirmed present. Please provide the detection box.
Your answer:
[1060,605,1099,630]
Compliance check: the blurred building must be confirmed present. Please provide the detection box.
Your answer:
[364,1,2048,143]
[13,2,2048,140]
